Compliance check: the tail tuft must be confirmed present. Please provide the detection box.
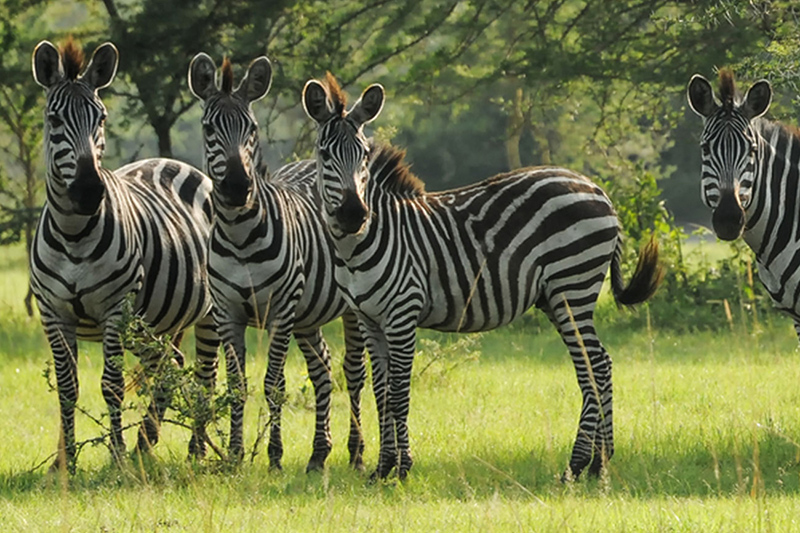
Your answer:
[611,236,663,306]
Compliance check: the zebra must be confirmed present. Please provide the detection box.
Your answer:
[687,70,800,339]
[31,39,220,471]
[187,54,367,471]
[302,73,663,480]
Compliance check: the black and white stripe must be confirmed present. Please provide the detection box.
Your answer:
[303,75,662,480]
[31,40,219,471]
[688,71,800,336]
[188,54,366,470]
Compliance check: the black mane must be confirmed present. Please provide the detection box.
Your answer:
[718,68,738,112]
[61,37,84,81]
[323,72,347,116]
[221,57,234,94]
[369,142,425,197]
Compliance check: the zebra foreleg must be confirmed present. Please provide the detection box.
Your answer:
[388,326,416,480]
[188,313,220,459]
[264,325,292,471]
[342,312,367,470]
[364,329,398,481]
[102,318,127,462]
[45,318,79,473]
[221,322,248,464]
[294,329,332,472]
[295,328,334,472]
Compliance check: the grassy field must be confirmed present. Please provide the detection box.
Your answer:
[2,243,800,531]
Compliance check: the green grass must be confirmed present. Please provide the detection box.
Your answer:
[3,243,800,531]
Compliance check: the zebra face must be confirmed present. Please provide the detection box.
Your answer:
[33,40,118,216]
[316,123,371,235]
[200,99,261,208]
[688,72,772,241]
[189,54,272,210]
[303,76,385,236]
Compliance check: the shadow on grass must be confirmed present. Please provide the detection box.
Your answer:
[1,430,798,501]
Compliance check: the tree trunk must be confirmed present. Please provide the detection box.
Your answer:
[530,123,552,166]
[155,121,173,159]
[505,86,525,170]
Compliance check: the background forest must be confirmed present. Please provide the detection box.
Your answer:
[0,0,799,325]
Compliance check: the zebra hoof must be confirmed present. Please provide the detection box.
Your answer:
[305,453,328,473]
[350,456,366,472]
[48,455,76,476]
[135,431,158,454]
[187,434,207,460]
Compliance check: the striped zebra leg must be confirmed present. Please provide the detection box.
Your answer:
[545,287,613,479]
[101,313,128,461]
[294,328,333,472]
[363,327,399,480]
[387,324,416,480]
[263,325,292,470]
[43,314,79,473]
[188,313,220,459]
[342,312,367,469]
[219,321,248,463]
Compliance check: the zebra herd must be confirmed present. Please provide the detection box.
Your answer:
[26,38,792,482]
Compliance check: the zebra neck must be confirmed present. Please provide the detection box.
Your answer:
[43,174,109,239]
[213,181,280,247]
[744,121,800,264]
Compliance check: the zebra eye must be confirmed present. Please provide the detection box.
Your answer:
[318,147,330,159]
[701,143,710,156]
[203,124,215,137]
[48,115,63,129]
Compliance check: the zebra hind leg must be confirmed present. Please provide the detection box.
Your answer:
[544,287,613,480]
[136,333,184,454]
[295,328,334,472]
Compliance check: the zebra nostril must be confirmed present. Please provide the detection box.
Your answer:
[712,191,745,241]
[335,191,368,234]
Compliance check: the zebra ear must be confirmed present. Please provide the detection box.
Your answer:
[83,42,118,90]
[188,53,218,101]
[236,56,272,103]
[32,40,63,89]
[349,84,384,127]
[742,79,771,119]
[687,74,718,118]
[303,79,334,124]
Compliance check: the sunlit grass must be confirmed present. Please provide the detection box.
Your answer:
[3,243,800,531]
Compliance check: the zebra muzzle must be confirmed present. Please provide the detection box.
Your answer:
[68,163,105,215]
[335,190,368,235]
[712,190,745,241]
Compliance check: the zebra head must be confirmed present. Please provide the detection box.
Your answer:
[33,39,118,216]
[302,73,384,236]
[189,53,272,210]
[687,70,772,241]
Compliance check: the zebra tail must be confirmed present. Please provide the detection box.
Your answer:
[610,234,664,307]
